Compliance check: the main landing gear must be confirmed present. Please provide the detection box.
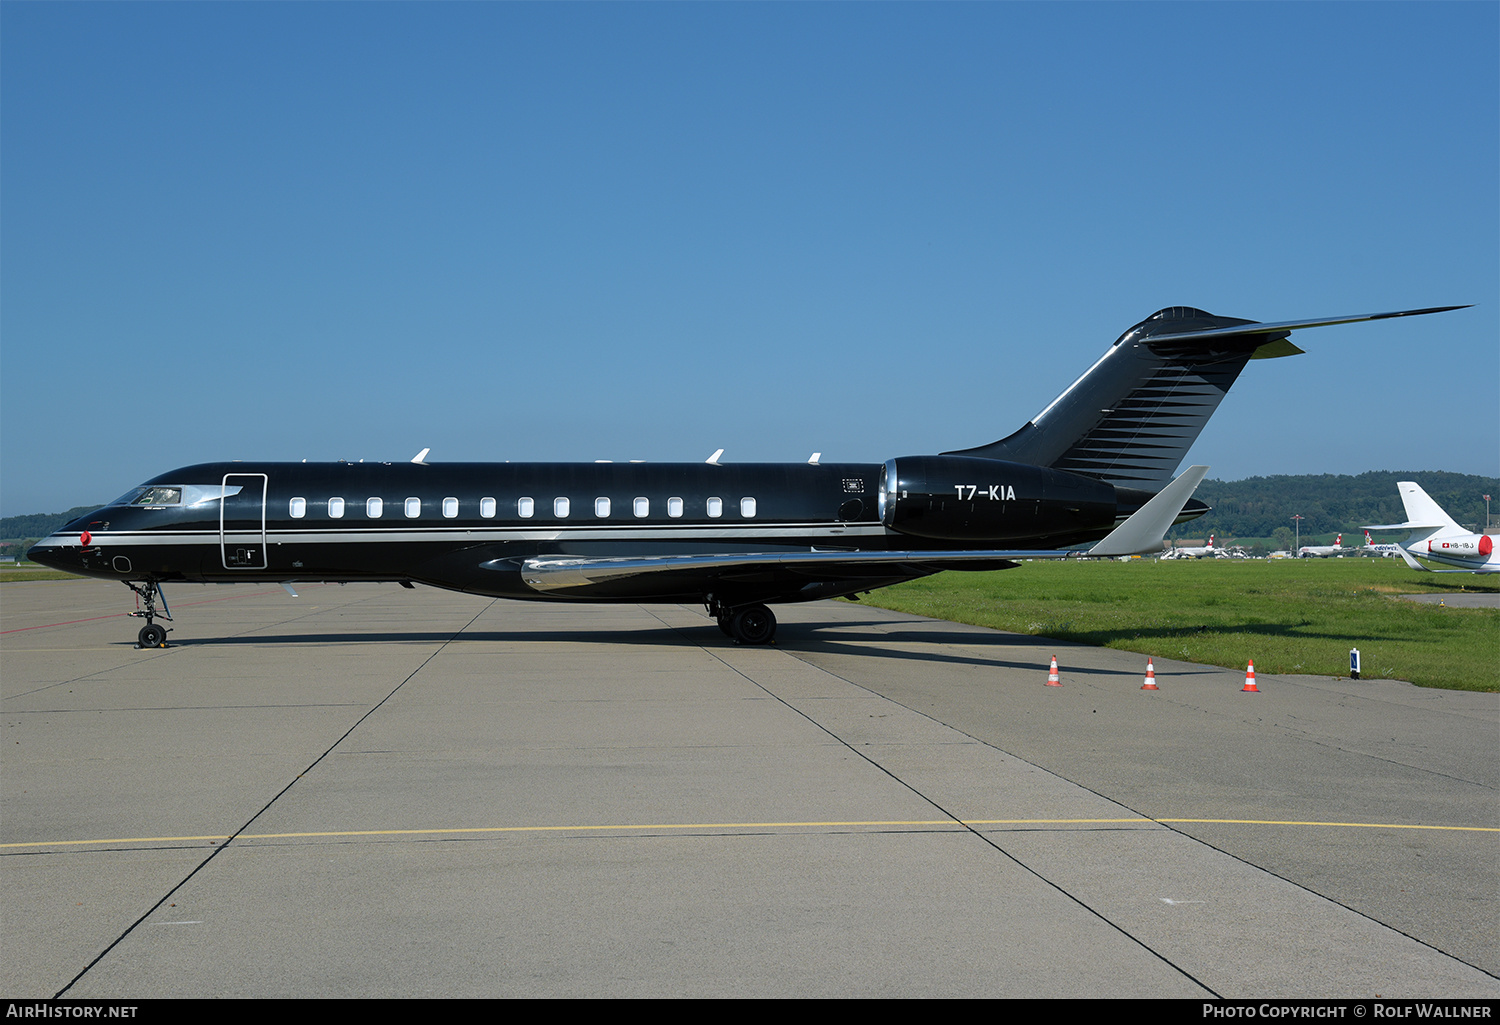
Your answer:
[707,598,777,646]
[125,579,172,648]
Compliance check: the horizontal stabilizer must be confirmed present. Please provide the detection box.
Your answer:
[1140,306,1471,345]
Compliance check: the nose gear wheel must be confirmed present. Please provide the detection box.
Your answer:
[125,579,172,648]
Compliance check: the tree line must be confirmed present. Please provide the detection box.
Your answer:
[1177,471,1498,543]
[0,506,101,556]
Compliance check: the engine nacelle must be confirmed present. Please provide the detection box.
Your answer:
[1428,534,1493,559]
[879,456,1117,543]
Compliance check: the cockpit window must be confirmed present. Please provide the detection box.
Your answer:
[109,484,241,507]
[132,487,182,506]
[109,487,149,506]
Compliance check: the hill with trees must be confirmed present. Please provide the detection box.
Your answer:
[1176,471,1498,544]
[0,506,99,558]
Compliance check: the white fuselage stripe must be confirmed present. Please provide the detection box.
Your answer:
[36,523,891,547]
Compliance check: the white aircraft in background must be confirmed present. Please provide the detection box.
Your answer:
[1298,534,1347,558]
[1364,483,1499,574]
[1163,535,1217,559]
[1360,530,1404,558]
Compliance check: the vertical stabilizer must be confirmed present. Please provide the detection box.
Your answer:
[946,304,1466,492]
[1396,482,1464,535]
[946,308,1298,490]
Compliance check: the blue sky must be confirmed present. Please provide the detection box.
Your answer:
[3,2,1496,517]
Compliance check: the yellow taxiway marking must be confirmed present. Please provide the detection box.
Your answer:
[2,816,1495,849]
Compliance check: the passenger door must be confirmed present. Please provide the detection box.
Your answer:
[220,473,268,569]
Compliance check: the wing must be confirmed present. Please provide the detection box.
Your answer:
[520,467,1208,594]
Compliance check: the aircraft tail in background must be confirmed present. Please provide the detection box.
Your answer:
[1365,482,1497,574]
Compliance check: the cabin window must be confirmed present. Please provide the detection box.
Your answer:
[517,497,533,518]
[554,497,570,518]
[480,497,496,519]
[442,497,458,518]
[667,497,683,518]
[328,497,345,519]
[366,498,383,518]
[633,497,649,518]
[289,498,307,519]
[595,497,610,518]
[740,497,756,518]
[405,498,421,518]
[707,497,723,518]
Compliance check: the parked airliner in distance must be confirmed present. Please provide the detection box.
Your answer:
[1361,530,1404,558]
[1365,482,1498,574]
[29,304,1467,646]
[1298,534,1348,558]
[1162,535,1216,559]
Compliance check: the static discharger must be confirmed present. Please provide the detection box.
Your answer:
[1141,658,1158,690]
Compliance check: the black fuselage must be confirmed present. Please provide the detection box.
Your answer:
[33,457,1158,607]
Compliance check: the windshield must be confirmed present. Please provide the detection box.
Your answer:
[109,484,241,507]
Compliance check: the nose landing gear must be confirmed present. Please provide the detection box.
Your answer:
[125,579,172,648]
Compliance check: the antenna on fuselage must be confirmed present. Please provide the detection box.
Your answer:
[412,448,431,465]
[706,449,724,465]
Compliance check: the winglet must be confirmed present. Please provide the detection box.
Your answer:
[706,449,724,465]
[412,448,431,465]
[1395,547,1430,572]
[1087,466,1210,557]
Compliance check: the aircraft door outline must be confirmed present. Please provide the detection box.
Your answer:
[220,473,268,570]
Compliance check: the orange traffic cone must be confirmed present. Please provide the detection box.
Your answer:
[1141,658,1158,690]
[1241,660,1259,692]
[1045,655,1061,687]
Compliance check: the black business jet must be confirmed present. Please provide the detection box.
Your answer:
[28,304,1466,648]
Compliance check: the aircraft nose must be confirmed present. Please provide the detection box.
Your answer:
[26,537,67,570]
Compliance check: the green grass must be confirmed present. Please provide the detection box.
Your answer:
[858,558,1500,692]
[0,564,86,582]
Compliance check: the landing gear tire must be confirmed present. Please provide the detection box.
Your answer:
[729,604,777,646]
[126,579,172,647]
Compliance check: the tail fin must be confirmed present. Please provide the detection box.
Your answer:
[946,305,1468,491]
[1396,482,1464,534]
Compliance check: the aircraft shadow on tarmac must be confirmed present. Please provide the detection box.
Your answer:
[128,611,1472,655]
[143,621,1182,678]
